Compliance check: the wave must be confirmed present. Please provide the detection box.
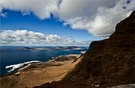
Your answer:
[5,60,40,73]
[81,51,86,54]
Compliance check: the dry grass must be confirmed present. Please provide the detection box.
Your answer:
[0,54,81,88]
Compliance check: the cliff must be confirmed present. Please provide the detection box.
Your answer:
[34,11,135,88]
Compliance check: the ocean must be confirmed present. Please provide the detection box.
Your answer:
[0,46,88,77]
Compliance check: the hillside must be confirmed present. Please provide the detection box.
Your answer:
[0,55,81,88]
[34,11,135,88]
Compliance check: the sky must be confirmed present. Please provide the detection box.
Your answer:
[0,0,135,46]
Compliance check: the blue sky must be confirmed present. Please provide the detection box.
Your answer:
[0,9,102,46]
[0,0,134,46]
[1,10,94,42]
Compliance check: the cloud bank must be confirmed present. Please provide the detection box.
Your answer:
[0,0,135,37]
[57,0,135,37]
[0,30,90,45]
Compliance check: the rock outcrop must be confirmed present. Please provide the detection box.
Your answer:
[34,11,135,88]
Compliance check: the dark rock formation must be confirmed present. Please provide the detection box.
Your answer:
[34,11,135,88]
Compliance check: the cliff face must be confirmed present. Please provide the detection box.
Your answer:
[34,11,135,88]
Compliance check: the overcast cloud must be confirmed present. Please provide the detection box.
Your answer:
[0,0,135,37]
[0,30,90,45]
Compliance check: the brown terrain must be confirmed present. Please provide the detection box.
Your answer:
[0,54,81,88]
[33,11,135,88]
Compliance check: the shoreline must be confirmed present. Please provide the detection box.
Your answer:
[15,54,81,74]
[1,54,81,77]
[0,54,82,88]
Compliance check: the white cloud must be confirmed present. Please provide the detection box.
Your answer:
[57,0,135,37]
[0,12,7,17]
[0,0,135,37]
[0,30,90,45]
[0,0,59,19]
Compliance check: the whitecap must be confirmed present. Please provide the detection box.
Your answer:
[5,60,40,73]
[81,51,86,54]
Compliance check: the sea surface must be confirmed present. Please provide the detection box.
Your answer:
[0,46,88,77]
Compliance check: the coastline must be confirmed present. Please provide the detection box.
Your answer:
[0,54,82,88]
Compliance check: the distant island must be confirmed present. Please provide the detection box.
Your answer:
[17,46,86,51]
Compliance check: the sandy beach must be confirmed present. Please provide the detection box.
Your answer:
[0,54,81,88]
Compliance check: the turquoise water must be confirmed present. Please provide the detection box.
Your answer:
[0,46,88,77]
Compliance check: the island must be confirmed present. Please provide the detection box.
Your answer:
[16,46,86,51]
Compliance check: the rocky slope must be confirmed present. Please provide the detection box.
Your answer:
[34,11,135,88]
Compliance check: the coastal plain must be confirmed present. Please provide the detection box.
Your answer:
[0,54,81,88]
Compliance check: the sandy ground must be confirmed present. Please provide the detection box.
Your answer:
[0,54,81,88]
